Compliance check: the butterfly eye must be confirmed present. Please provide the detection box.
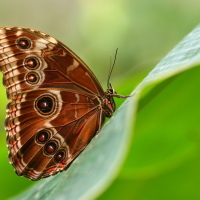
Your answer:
[17,37,31,49]
[36,130,50,144]
[45,141,58,155]
[26,72,39,84]
[35,95,55,116]
[54,150,66,162]
[25,57,40,70]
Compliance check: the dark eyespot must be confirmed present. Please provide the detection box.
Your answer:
[26,72,39,84]
[45,141,58,155]
[35,95,55,116]
[17,37,31,49]
[54,150,66,162]
[36,129,51,144]
[25,57,40,70]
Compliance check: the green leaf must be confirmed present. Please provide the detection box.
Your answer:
[7,25,200,200]
[98,25,200,200]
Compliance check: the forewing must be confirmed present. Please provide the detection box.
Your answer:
[0,26,104,101]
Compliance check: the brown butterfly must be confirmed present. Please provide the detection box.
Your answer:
[0,27,129,181]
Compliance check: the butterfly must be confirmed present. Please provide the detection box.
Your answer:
[0,27,129,181]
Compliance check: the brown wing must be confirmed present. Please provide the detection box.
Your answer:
[0,26,104,100]
[0,27,106,180]
[5,89,104,180]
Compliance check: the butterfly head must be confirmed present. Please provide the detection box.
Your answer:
[107,83,116,96]
[103,81,132,118]
[102,83,116,118]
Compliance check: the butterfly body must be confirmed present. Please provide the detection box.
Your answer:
[0,27,125,181]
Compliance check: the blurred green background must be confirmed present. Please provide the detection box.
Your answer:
[0,0,199,199]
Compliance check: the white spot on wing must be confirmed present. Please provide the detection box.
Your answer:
[67,59,79,74]
[47,36,58,44]
[0,30,6,34]
[21,93,27,102]
[16,126,20,133]
[75,94,80,102]
[16,31,23,37]
[36,38,48,44]
[74,106,78,119]
[85,72,89,77]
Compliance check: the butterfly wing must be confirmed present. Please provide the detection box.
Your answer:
[6,89,104,180]
[0,27,104,100]
[0,27,106,180]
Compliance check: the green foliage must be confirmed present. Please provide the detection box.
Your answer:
[98,25,200,200]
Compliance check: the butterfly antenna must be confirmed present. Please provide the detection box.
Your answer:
[107,48,118,88]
